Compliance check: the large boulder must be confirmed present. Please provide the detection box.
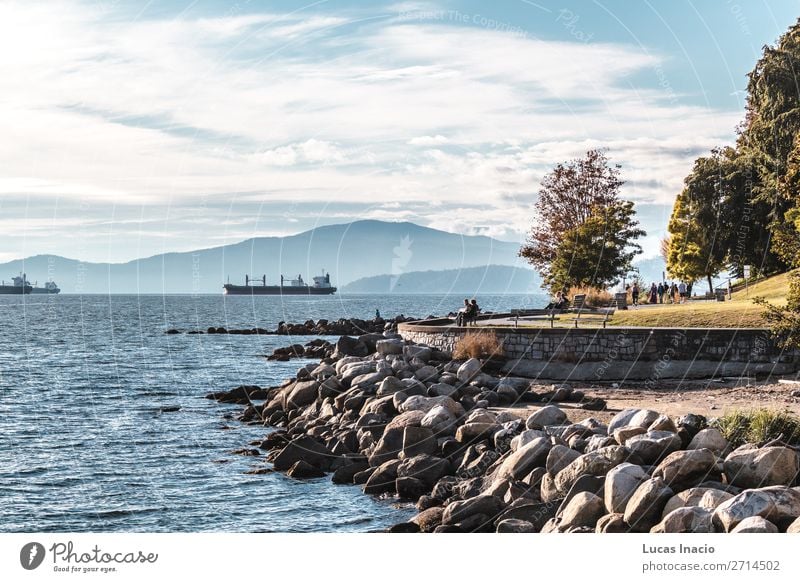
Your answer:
[368,426,405,467]
[334,336,369,358]
[653,449,718,490]
[760,486,800,530]
[287,460,325,479]
[385,410,426,431]
[455,423,500,443]
[604,462,649,514]
[415,365,440,383]
[376,376,406,396]
[546,445,582,477]
[554,446,628,494]
[662,487,734,519]
[285,380,320,409]
[730,516,778,533]
[713,489,777,532]
[420,405,459,437]
[363,460,401,495]
[404,345,432,362]
[623,477,674,532]
[787,516,800,533]
[723,446,800,489]
[397,454,453,488]
[441,494,505,526]
[558,492,606,529]
[650,507,715,533]
[271,435,332,471]
[526,405,567,429]
[456,358,482,383]
[496,519,536,533]
[495,437,552,481]
[398,395,464,417]
[402,426,437,457]
[625,431,682,465]
[412,506,444,532]
[607,408,659,433]
[376,339,404,356]
[687,428,729,455]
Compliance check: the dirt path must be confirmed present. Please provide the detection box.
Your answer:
[498,376,800,424]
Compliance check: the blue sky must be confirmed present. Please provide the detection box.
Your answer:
[1,0,798,263]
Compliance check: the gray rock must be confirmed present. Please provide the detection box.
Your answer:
[662,487,733,519]
[415,365,439,383]
[546,445,582,477]
[285,380,320,409]
[613,426,646,445]
[623,477,674,532]
[510,429,547,452]
[687,428,729,455]
[412,506,444,532]
[625,430,682,465]
[455,422,500,443]
[653,448,718,489]
[376,375,406,396]
[376,339,404,356]
[385,410,426,431]
[787,516,800,533]
[730,516,778,533]
[399,395,464,417]
[526,405,567,429]
[604,462,649,514]
[396,476,427,500]
[397,454,453,488]
[456,358,482,383]
[558,492,606,529]
[428,382,459,398]
[724,446,800,489]
[495,437,552,481]
[403,345,432,362]
[608,408,659,433]
[420,404,459,437]
[713,489,776,532]
[368,426,405,467]
[496,518,536,533]
[334,336,369,358]
[648,414,677,432]
[286,460,325,479]
[441,494,505,526]
[555,446,628,494]
[402,426,437,457]
[596,513,629,533]
[650,506,715,533]
[760,485,800,530]
[363,459,401,494]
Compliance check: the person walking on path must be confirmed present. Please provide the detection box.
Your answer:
[657,282,665,304]
[678,281,688,304]
[669,282,678,304]
[631,282,640,306]
[649,283,657,304]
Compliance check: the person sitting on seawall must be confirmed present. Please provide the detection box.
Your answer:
[455,298,470,326]
[467,299,481,326]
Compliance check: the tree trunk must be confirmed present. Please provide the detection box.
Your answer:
[707,274,714,296]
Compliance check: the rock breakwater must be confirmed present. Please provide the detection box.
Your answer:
[209,331,800,533]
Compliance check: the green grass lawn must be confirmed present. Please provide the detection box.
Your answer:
[608,270,794,328]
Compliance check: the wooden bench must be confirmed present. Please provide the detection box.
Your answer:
[510,308,558,328]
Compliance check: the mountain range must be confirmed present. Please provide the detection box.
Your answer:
[0,220,527,294]
[341,265,539,294]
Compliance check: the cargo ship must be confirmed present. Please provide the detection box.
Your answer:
[0,273,33,294]
[223,272,336,295]
[31,280,61,294]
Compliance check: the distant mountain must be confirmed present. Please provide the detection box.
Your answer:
[0,220,525,294]
[341,265,540,294]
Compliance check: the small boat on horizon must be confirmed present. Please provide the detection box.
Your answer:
[223,272,337,295]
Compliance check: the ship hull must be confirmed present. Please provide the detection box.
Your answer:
[31,288,60,294]
[224,284,336,296]
[0,285,32,294]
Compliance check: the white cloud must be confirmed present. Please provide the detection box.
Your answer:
[0,0,740,261]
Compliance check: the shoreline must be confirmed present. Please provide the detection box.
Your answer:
[209,320,800,533]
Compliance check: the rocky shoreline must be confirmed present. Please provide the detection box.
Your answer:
[208,328,800,533]
[167,315,417,336]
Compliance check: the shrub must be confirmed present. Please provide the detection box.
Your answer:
[712,408,800,448]
[567,286,614,308]
[453,331,503,360]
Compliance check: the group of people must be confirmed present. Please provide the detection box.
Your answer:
[545,290,569,310]
[628,280,692,306]
[456,298,481,326]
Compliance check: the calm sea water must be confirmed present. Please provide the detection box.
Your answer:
[0,292,542,532]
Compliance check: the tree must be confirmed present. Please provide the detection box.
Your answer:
[520,149,645,292]
[667,152,728,294]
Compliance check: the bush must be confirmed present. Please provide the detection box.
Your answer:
[712,408,800,448]
[453,331,503,360]
[567,286,614,308]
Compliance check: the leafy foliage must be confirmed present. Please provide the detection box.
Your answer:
[713,408,800,448]
[520,149,644,292]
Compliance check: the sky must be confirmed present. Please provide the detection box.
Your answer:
[1,0,799,264]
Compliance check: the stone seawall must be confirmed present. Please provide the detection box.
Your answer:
[398,320,800,381]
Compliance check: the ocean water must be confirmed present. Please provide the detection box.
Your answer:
[0,292,542,533]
